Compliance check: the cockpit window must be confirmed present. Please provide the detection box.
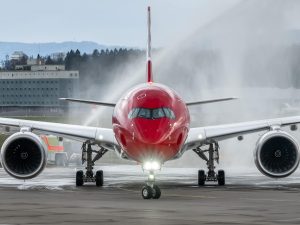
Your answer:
[128,108,139,118]
[162,107,175,119]
[128,107,175,120]
[138,108,151,119]
[152,108,165,119]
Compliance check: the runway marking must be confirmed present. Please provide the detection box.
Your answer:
[117,187,139,193]
[276,218,300,222]
[241,197,292,202]
[164,194,217,199]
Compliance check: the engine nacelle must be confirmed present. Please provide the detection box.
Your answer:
[254,130,300,178]
[1,132,47,179]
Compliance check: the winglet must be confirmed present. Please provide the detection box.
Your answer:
[147,6,153,83]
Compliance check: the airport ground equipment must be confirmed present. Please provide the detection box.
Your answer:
[41,135,68,167]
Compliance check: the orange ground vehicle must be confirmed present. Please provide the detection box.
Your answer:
[41,135,68,166]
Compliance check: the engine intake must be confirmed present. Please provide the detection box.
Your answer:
[254,130,300,178]
[1,132,47,179]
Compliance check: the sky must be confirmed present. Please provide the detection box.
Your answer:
[0,0,241,48]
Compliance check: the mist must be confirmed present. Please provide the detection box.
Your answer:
[74,0,300,173]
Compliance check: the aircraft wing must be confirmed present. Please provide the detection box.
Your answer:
[0,117,119,151]
[60,98,116,107]
[186,97,237,106]
[182,116,300,152]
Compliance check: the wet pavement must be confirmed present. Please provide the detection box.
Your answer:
[0,165,299,224]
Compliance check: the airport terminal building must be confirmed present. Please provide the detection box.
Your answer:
[0,65,79,115]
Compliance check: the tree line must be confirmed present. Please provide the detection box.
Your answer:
[1,48,145,90]
[64,48,145,91]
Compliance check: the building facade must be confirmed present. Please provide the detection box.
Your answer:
[0,67,79,115]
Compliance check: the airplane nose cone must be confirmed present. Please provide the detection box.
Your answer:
[134,120,170,144]
[139,128,166,144]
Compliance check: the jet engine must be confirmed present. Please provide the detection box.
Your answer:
[1,132,47,179]
[254,130,300,178]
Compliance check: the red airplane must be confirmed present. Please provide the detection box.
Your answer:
[1,7,300,199]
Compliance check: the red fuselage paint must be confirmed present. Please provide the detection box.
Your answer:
[112,83,190,163]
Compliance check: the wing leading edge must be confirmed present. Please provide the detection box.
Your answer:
[0,117,118,151]
[60,98,116,107]
[186,97,237,106]
[182,116,300,153]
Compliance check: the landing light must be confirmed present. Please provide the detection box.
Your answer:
[143,161,161,171]
[149,174,155,180]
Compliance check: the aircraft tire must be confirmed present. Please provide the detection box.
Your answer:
[76,170,84,186]
[142,185,153,199]
[96,170,104,187]
[217,170,225,186]
[152,185,161,199]
[198,170,206,186]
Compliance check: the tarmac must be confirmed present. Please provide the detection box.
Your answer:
[0,165,300,225]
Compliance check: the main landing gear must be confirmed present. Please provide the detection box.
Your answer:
[76,141,108,187]
[141,171,161,199]
[193,141,225,186]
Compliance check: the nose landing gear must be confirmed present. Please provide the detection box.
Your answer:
[141,172,161,199]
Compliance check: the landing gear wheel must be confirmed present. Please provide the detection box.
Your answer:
[76,170,84,186]
[152,185,161,199]
[96,170,104,187]
[217,170,225,186]
[142,185,153,199]
[198,170,206,186]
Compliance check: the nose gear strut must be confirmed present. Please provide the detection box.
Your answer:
[141,171,161,199]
